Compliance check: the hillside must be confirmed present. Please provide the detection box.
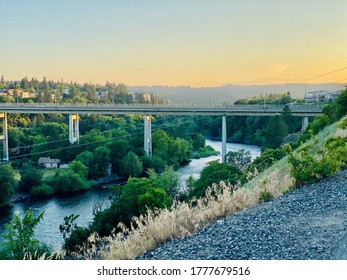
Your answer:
[78,115,347,260]
[138,119,347,260]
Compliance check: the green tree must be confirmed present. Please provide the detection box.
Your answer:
[91,177,172,237]
[263,115,288,149]
[76,150,97,179]
[69,160,88,179]
[45,169,90,194]
[0,164,18,207]
[281,105,295,133]
[0,209,49,259]
[189,161,242,199]
[226,149,252,171]
[94,146,111,178]
[333,89,347,121]
[121,151,143,177]
[19,166,43,192]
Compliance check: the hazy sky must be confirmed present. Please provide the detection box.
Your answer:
[1,0,347,86]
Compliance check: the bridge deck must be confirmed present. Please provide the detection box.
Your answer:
[0,104,322,117]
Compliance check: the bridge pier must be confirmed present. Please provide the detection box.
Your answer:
[302,116,309,131]
[222,115,227,163]
[144,114,152,156]
[69,114,79,144]
[0,113,8,161]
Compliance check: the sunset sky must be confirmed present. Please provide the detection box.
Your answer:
[1,0,347,86]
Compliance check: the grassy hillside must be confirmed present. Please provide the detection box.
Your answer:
[72,115,346,260]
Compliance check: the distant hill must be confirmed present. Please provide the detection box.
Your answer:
[129,83,345,106]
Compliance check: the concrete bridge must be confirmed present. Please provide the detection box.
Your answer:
[0,103,322,162]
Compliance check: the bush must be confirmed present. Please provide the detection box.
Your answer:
[285,136,347,187]
[246,148,286,174]
[0,208,51,259]
[308,114,330,135]
[259,191,274,203]
[30,183,54,197]
[189,161,242,199]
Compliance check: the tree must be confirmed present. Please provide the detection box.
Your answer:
[226,149,252,171]
[333,89,347,121]
[0,208,49,259]
[148,166,180,199]
[189,161,242,199]
[263,115,288,149]
[45,169,90,194]
[94,146,111,178]
[121,151,143,177]
[69,160,88,179]
[0,164,18,207]
[281,105,295,133]
[19,166,43,192]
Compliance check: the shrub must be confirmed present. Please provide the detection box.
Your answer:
[0,208,51,259]
[259,191,274,203]
[308,114,330,135]
[30,183,54,197]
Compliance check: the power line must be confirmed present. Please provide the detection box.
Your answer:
[301,66,347,82]
[5,115,212,161]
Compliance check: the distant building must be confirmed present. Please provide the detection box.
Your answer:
[38,157,68,168]
[304,90,343,103]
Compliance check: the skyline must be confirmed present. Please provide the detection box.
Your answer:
[1,0,347,87]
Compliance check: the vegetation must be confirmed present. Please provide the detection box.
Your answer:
[0,208,51,259]
[0,164,18,207]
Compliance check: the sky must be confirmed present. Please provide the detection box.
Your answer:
[1,0,347,87]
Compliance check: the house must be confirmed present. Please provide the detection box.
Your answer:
[38,157,61,168]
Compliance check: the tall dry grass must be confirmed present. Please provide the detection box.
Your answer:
[74,161,294,260]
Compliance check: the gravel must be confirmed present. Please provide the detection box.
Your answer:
[138,169,347,260]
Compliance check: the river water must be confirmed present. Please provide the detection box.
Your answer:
[0,140,261,250]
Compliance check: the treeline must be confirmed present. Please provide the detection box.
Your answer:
[234,92,295,105]
[0,75,164,104]
[0,112,215,206]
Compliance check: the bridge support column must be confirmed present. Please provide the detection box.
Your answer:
[69,114,79,144]
[0,113,8,161]
[144,114,152,156]
[302,116,309,131]
[222,115,227,163]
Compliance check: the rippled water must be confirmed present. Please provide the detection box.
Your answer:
[0,140,261,250]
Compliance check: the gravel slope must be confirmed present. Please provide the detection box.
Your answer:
[139,169,347,260]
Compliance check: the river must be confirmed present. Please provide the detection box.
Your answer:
[0,140,261,250]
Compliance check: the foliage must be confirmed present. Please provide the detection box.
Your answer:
[188,161,242,199]
[121,151,143,177]
[69,160,88,179]
[45,169,90,194]
[226,149,252,171]
[30,183,54,197]
[246,148,286,174]
[0,208,50,259]
[19,165,43,192]
[147,166,180,199]
[59,214,90,252]
[0,164,18,207]
[258,191,274,203]
[285,136,347,186]
[263,115,288,149]
[191,145,219,159]
[308,114,330,134]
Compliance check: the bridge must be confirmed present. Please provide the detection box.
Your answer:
[0,103,322,162]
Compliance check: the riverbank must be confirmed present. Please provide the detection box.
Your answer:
[139,168,347,260]
[0,140,261,251]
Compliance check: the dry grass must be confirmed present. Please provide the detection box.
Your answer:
[77,162,295,260]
